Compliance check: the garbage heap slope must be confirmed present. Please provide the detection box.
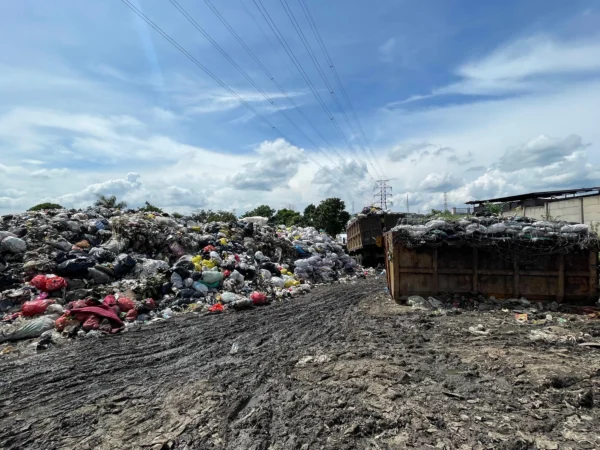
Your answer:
[0,208,361,343]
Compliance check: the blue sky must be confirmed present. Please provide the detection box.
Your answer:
[1,0,599,214]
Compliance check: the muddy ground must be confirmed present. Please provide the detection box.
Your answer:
[1,279,600,450]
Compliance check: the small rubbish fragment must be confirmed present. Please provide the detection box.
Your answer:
[468,324,489,336]
[230,342,239,355]
[208,304,224,313]
[515,313,528,322]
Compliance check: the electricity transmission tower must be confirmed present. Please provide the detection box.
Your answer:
[443,192,448,213]
[373,180,392,209]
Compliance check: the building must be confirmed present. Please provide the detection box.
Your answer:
[466,187,600,226]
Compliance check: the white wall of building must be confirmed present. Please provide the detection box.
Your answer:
[504,194,600,228]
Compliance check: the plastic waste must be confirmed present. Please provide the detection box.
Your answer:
[21,299,54,317]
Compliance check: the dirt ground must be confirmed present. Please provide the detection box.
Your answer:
[1,279,600,450]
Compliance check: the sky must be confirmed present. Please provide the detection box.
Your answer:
[1,0,599,215]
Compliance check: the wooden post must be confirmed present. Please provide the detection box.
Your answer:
[472,247,478,293]
[433,247,439,294]
[589,250,597,302]
[557,254,565,303]
[513,258,519,298]
[392,239,401,299]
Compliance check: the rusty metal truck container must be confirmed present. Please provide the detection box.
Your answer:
[384,230,599,304]
[346,213,403,266]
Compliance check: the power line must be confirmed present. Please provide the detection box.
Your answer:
[278,0,383,179]
[297,0,386,178]
[251,0,378,185]
[201,0,369,184]
[120,0,372,206]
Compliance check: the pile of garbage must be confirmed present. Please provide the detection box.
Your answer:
[391,216,599,249]
[346,205,390,227]
[1,208,361,345]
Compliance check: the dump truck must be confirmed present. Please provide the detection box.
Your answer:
[346,213,403,267]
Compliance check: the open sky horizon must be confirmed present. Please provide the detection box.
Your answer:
[1,0,599,215]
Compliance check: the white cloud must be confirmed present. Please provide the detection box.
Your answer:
[419,173,463,192]
[31,168,70,179]
[388,142,433,161]
[379,38,396,63]
[229,138,307,191]
[391,35,600,103]
[496,134,588,172]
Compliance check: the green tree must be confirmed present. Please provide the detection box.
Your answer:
[484,202,504,215]
[94,194,127,209]
[139,201,163,213]
[241,205,275,220]
[272,208,303,227]
[172,212,183,219]
[302,203,317,226]
[28,202,63,211]
[191,209,237,223]
[314,198,351,236]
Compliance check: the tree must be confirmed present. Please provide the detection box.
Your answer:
[272,208,303,227]
[94,194,127,209]
[302,204,317,227]
[314,198,351,236]
[241,205,275,220]
[139,201,163,213]
[191,209,237,223]
[172,212,183,219]
[28,202,63,211]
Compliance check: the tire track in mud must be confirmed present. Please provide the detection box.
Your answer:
[0,280,380,450]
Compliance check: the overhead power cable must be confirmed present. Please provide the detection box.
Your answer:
[120,0,373,206]
[298,0,387,178]
[169,0,369,191]
[251,0,378,186]
[201,0,370,184]
[277,0,384,179]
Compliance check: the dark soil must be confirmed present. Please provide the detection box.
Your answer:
[1,279,600,449]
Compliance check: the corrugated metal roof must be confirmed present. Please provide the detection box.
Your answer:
[465,187,600,204]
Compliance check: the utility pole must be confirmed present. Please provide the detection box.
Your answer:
[373,180,392,209]
[406,194,409,213]
[443,192,448,213]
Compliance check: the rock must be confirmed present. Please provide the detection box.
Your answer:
[1,237,27,254]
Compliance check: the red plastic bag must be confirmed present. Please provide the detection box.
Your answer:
[208,303,224,313]
[203,245,216,253]
[46,276,67,292]
[55,314,78,332]
[143,298,156,310]
[250,292,267,306]
[68,299,88,310]
[103,295,117,307]
[22,299,55,317]
[31,275,48,290]
[117,297,135,312]
[125,309,138,321]
[82,315,100,331]
[223,270,231,278]
[234,254,240,262]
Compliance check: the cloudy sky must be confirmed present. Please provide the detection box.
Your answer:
[1,0,599,215]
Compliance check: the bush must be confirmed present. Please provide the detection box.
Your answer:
[28,202,63,211]
[139,201,163,213]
